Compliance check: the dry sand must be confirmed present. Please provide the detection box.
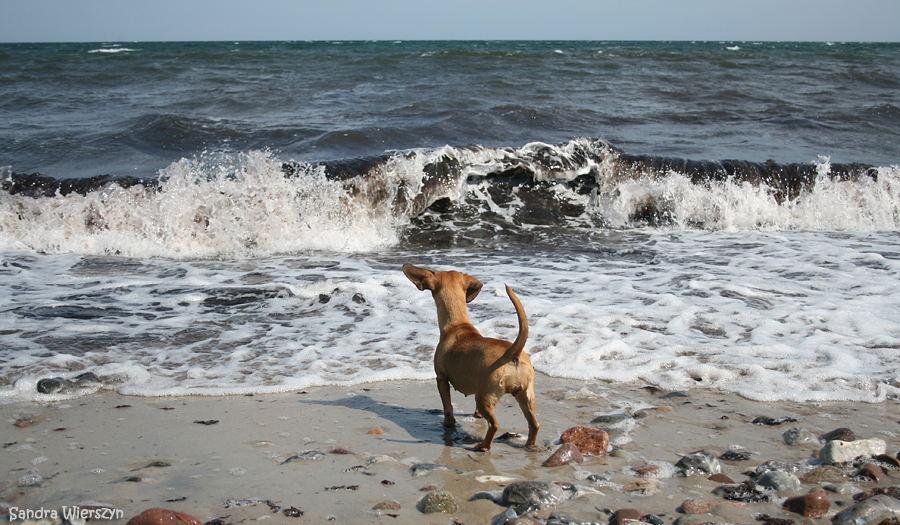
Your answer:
[2,374,899,524]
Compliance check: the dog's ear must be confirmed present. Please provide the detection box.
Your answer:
[402,264,436,291]
[465,275,483,303]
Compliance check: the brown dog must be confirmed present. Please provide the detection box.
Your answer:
[402,264,539,451]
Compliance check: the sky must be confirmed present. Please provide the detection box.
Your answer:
[1,0,898,43]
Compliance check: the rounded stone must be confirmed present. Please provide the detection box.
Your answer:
[501,481,567,508]
[126,508,203,525]
[782,492,830,518]
[757,470,801,492]
[542,442,584,467]
[783,427,819,446]
[821,428,855,442]
[419,490,458,514]
[675,451,721,476]
[611,508,643,525]
[801,465,849,484]
[819,438,887,464]
[372,500,401,511]
[559,426,610,456]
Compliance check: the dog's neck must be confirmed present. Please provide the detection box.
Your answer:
[432,290,476,336]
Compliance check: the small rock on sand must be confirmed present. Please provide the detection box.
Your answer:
[126,508,202,525]
[419,490,458,514]
[542,443,584,467]
[559,426,609,456]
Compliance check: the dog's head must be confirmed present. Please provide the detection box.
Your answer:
[402,264,482,303]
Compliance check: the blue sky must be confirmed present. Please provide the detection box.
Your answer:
[2,0,898,43]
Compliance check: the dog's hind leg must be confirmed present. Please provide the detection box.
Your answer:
[473,392,501,451]
[436,377,456,427]
[515,386,540,450]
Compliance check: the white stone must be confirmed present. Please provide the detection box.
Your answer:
[819,437,886,464]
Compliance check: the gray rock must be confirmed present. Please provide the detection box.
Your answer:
[501,481,567,509]
[590,413,633,425]
[675,451,721,476]
[755,459,801,476]
[819,438,887,464]
[36,372,102,394]
[831,495,900,525]
[409,462,464,477]
[756,470,801,492]
[491,508,518,525]
[821,482,857,495]
[783,427,819,446]
[281,450,325,463]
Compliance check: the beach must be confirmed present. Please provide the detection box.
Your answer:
[3,373,898,524]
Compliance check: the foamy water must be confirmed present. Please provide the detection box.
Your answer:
[2,229,899,404]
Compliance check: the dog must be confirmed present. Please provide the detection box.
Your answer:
[402,264,539,451]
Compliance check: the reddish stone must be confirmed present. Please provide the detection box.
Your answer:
[559,426,610,456]
[622,478,661,496]
[367,428,385,435]
[127,508,202,525]
[782,492,830,518]
[419,485,438,491]
[611,508,643,525]
[708,473,736,484]
[680,499,719,514]
[857,463,886,483]
[542,442,584,467]
[821,428,855,442]
[372,500,401,511]
[633,465,661,477]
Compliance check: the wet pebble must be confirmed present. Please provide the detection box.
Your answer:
[719,450,752,461]
[822,427,856,442]
[782,426,819,446]
[757,470,801,492]
[801,465,849,483]
[409,462,463,477]
[854,487,900,502]
[714,480,775,503]
[856,462,886,483]
[559,426,609,456]
[621,478,662,496]
[372,500,401,511]
[675,451,720,476]
[542,443,584,467]
[633,406,673,418]
[419,490,458,514]
[750,415,797,426]
[610,508,642,525]
[782,492,830,518]
[832,494,900,525]
[126,508,202,525]
[500,481,568,510]
[281,450,325,464]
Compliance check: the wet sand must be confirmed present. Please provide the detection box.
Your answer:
[2,374,899,524]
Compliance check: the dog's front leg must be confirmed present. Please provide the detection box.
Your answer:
[436,378,456,427]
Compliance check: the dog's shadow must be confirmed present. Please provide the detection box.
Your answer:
[299,394,482,448]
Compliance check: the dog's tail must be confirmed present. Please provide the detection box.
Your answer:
[502,285,529,360]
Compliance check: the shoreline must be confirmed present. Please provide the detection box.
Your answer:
[2,374,899,524]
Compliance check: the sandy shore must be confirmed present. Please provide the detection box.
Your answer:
[2,374,899,524]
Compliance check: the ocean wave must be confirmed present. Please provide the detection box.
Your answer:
[2,140,898,258]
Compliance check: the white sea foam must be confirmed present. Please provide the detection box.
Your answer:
[1,229,899,404]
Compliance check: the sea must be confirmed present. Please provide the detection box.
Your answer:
[1,40,899,404]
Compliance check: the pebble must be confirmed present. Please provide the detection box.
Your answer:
[679,499,744,514]
[610,508,642,524]
[501,481,567,509]
[819,437,887,464]
[126,508,202,525]
[372,500,401,511]
[366,428,384,435]
[821,427,856,442]
[675,451,721,476]
[831,494,900,525]
[782,426,819,446]
[707,473,735,484]
[856,463,886,483]
[801,465,849,483]
[281,450,325,463]
[750,415,797,425]
[782,492,830,518]
[542,443,584,467]
[419,490,458,514]
[714,480,775,503]
[409,462,463,477]
[559,426,609,456]
[757,470,801,492]
[621,478,662,496]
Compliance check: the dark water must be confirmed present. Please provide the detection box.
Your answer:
[3,40,898,181]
